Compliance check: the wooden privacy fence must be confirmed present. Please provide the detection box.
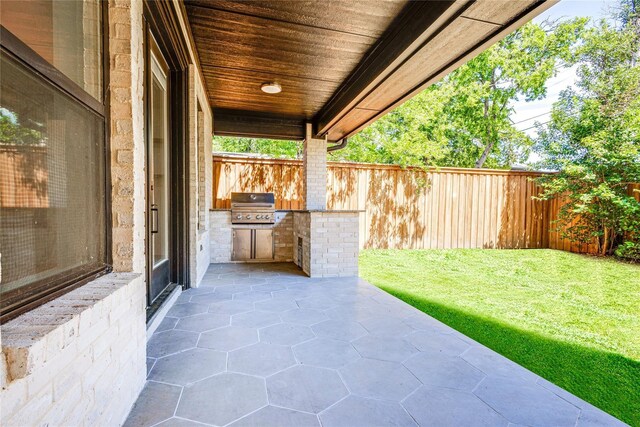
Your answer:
[212,155,639,252]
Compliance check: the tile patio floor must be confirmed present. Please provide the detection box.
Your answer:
[125,263,625,427]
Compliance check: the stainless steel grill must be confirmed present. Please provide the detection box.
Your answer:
[231,192,276,224]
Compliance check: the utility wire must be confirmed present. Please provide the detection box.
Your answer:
[511,111,551,125]
[519,120,552,132]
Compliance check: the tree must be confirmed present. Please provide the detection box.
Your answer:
[333,18,586,169]
[0,108,43,146]
[330,84,451,167]
[213,136,301,158]
[534,0,640,258]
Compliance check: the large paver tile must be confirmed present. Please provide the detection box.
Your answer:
[280,308,328,326]
[209,299,255,315]
[352,335,418,363]
[402,386,509,426]
[359,315,416,338]
[166,303,209,318]
[146,358,156,376]
[154,418,205,427]
[124,382,181,427]
[406,330,470,356]
[294,338,360,369]
[198,325,258,351]
[232,310,281,328]
[267,365,348,414]
[189,292,232,305]
[233,290,273,302]
[297,296,337,310]
[323,304,381,322]
[228,342,296,377]
[404,352,485,391]
[340,358,421,401]
[229,406,320,427]
[320,395,417,427]
[260,323,315,346]
[147,330,199,358]
[272,288,314,300]
[214,284,253,295]
[155,316,178,333]
[311,319,367,342]
[536,376,594,409]
[255,297,299,312]
[576,409,628,427]
[148,348,226,385]
[461,345,537,381]
[175,313,230,332]
[474,375,581,426]
[402,314,452,334]
[252,282,288,292]
[176,373,267,426]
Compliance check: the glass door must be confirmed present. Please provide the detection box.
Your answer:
[147,39,171,304]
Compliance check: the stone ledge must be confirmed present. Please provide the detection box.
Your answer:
[1,272,141,383]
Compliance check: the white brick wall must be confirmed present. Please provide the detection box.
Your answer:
[210,211,233,263]
[188,64,213,287]
[197,229,211,284]
[1,2,148,426]
[303,124,327,210]
[0,274,146,426]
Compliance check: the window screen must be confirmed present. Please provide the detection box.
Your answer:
[0,53,107,318]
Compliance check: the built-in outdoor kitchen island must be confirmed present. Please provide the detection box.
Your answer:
[210,200,360,277]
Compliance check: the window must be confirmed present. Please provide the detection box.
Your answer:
[1,0,103,100]
[0,0,107,322]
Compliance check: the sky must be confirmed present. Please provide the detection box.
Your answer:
[511,0,616,138]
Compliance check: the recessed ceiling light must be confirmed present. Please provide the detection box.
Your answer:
[261,82,282,94]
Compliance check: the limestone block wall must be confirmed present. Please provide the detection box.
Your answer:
[109,0,146,274]
[294,211,359,277]
[274,212,294,261]
[188,64,213,287]
[293,212,311,274]
[0,274,146,426]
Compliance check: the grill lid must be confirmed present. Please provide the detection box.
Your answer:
[231,192,275,207]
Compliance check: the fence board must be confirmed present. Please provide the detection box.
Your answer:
[212,155,637,253]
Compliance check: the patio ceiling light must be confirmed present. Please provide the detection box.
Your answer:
[261,82,282,94]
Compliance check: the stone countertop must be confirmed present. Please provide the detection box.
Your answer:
[210,209,364,213]
[295,210,364,213]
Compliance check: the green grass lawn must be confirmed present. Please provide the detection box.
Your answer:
[360,249,640,426]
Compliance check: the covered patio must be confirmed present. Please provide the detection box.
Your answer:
[1,0,628,425]
[125,263,621,427]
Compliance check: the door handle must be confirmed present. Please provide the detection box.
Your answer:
[151,204,159,234]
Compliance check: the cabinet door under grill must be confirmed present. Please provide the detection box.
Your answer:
[254,229,274,260]
[232,229,252,261]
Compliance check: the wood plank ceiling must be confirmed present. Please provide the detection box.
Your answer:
[184,0,555,141]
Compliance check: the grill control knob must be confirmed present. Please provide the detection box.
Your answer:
[256,214,262,219]
[246,214,252,220]
[236,215,242,220]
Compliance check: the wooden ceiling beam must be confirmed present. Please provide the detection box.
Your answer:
[314,0,557,141]
[213,109,305,141]
[313,0,463,137]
